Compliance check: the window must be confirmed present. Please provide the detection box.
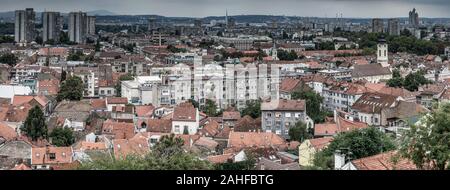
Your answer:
[285,113,291,118]
[48,153,56,160]
[374,118,378,123]
[174,125,180,133]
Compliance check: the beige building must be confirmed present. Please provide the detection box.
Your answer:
[298,137,332,167]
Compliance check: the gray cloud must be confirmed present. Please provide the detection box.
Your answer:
[0,0,448,17]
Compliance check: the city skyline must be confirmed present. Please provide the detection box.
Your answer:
[0,0,450,18]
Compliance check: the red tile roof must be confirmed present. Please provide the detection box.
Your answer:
[309,137,333,151]
[102,120,135,139]
[314,123,338,136]
[31,146,73,165]
[228,132,286,150]
[173,103,197,122]
[135,105,155,117]
[0,122,17,141]
[351,151,417,170]
[106,97,128,105]
[112,134,150,159]
[279,78,301,92]
[261,99,306,111]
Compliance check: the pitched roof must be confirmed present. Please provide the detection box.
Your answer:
[234,115,262,132]
[261,99,305,111]
[11,163,32,170]
[308,137,333,151]
[102,120,135,139]
[207,153,234,164]
[336,116,369,133]
[228,132,286,150]
[106,97,128,104]
[352,64,391,78]
[350,151,417,170]
[74,141,107,151]
[314,123,338,137]
[222,111,241,120]
[31,146,73,165]
[198,120,220,137]
[0,122,17,141]
[135,105,155,117]
[351,92,397,114]
[143,119,172,133]
[279,78,302,92]
[172,103,197,122]
[90,99,107,110]
[112,134,149,159]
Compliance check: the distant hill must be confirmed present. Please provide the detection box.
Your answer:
[87,10,117,16]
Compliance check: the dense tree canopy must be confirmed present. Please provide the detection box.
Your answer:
[0,35,14,43]
[400,103,450,170]
[49,127,75,147]
[201,99,220,117]
[240,100,261,119]
[21,106,48,141]
[314,127,396,169]
[79,134,212,170]
[0,53,18,66]
[57,76,84,101]
[288,121,313,142]
[292,89,328,123]
[277,49,298,61]
[387,70,430,91]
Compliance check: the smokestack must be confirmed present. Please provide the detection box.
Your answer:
[334,150,346,170]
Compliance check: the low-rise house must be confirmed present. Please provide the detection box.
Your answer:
[102,120,135,139]
[110,105,134,122]
[298,137,333,166]
[352,63,391,83]
[351,92,398,126]
[336,151,417,170]
[207,150,247,164]
[141,118,172,133]
[256,157,301,170]
[12,95,54,116]
[279,78,302,100]
[106,97,128,111]
[31,146,74,170]
[54,101,91,131]
[112,133,150,159]
[0,122,18,141]
[314,123,338,137]
[261,99,313,139]
[222,110,241,128]
[171,103,200,135]
[416,83,446,109]
[227,131,286,152]
[234,115,262,132]
[0,140,32,169]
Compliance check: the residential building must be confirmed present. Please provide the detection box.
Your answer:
[87,16,96,35]
[388,18,400,36]
[352,64,391,83]
[298,137,333,166]
[372,18,384,33]
[171,103,200,135]
[15,8,36,45]
[409,8,420,28]
[336,151,416,170]
[261,99,313,139]
[42,11,62,43]
[68,11,87,44]
[31,146,74,170]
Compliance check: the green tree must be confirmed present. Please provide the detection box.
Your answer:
[289,121,313,142]
[49,127,75,147]
[0,53,18,66]
[95,41,101,52]
[60,70,67,82]
[79,134,212,170]
[67,52,83,61]
[400,103,450,170]
[201,99,219,117]
[115,73,135,97]
[0,35,14,43]
[277,49,298,61]
[57,76,84,102]
[292,89,327,123]
[188,99,199,108]
[240,100,261,119]
[313,127,396,169]
[21,106,48,141]
[403,71,430,91]
[387,69,404,88]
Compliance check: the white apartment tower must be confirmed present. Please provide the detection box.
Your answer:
[68,12,88,44]
[377,38,389,67]
[14,8,36,45]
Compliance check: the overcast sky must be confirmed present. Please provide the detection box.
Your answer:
[0,0,449,18]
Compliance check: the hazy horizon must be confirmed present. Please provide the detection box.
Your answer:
[0,0,449,18]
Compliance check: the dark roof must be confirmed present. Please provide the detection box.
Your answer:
[352,64,391,78]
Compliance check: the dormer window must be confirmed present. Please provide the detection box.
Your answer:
[49,153,56,160]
